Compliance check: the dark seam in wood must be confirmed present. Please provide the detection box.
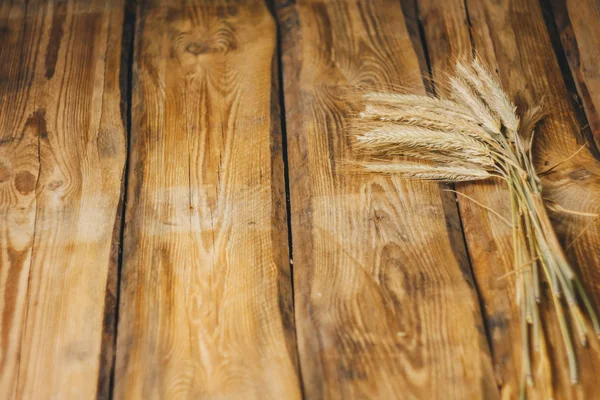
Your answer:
[462,0,477,59]
[538,0,600,386]
[102,2,136,399]
[401,0,499,390]
[268,0,306,397]
[96,9,118,400]
[457,0,502,390]
[458,0,498,373]
[538,0,600,159]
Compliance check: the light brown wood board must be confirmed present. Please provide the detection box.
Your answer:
[113,1,301,398]
[0,1,126,398]
[275,0,498,398]
[1,0,599,398]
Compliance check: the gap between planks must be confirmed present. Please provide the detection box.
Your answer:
[101,1,137,399]
[398,0,498,377]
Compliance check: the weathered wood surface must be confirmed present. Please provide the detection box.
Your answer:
[276,0,498,398]
[0,1,126,398]
[114,1,301,398]
[551,0,600,151]
[1,0,599,398]
[416,0,600,398]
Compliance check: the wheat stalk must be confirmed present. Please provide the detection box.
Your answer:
[348,58,599,396]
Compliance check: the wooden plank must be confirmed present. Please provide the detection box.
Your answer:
[113,1,301,398]
[551,0,600,151]
[416,0,600,397]
[275,1,498,398]
[0,1,126,398]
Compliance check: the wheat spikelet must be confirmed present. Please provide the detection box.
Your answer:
[353,125,494,163]
[457,60,520,132]
[354,162,492,181]
[361,103,494,140]
[471,60,520,130]
[358,151,493,170]
[365,92,480,123]
[449,75,502,134]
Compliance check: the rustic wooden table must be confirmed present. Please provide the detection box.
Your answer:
[1,0,599,398]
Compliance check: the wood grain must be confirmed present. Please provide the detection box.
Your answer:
[0,0,126,398]
[551,0,600,151]
[114,1,301,398]
[416,0,600,397]
[276,0,498,398]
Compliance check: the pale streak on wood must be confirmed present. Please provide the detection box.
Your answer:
[114,1,301,398]
[276,0,498,398]
[417,0,600,398]
[0,0,126,398]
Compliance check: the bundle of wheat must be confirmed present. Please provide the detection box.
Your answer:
[349,58,599,393]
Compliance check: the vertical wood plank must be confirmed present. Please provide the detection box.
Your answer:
[416,0,600,397]
[550,0,600,151]
[0,1,126,398]
[275,0,498,398]
[114,1,301,398]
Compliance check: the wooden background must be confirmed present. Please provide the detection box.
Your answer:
[0,0,599,398]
